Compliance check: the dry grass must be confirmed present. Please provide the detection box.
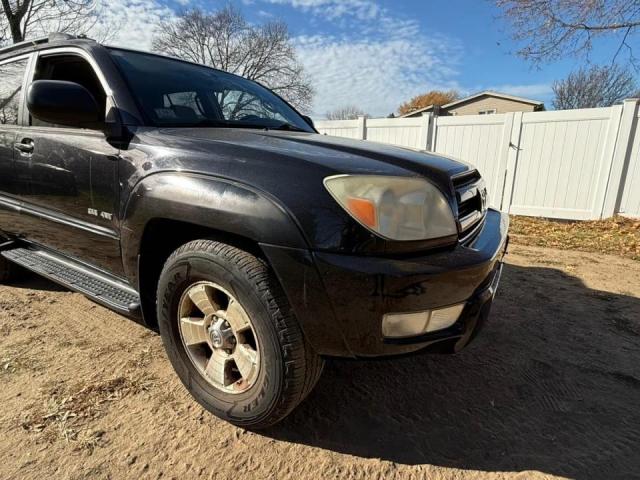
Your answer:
[20,374,155,453]
[1,344,42,375]
[510,215,640,260]
[1,350,29,375]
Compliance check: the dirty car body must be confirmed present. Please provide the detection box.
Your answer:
[0,35,508,427]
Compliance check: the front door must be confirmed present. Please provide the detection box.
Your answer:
[0,55,30,239]
[14,51,123,276]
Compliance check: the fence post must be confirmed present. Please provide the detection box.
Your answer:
[357,115,367,140]
[601,98,639,218]
[419,113,433,151]
[493,112,515,210]
[500,111,523,213]
[430,114,439,152]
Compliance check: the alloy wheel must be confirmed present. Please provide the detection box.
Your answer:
[178,282,260,394]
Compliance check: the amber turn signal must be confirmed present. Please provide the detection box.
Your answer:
[346,197,377,228]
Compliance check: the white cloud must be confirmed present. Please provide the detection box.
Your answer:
[271,0,463,117]
[94,0,175,51]
[254,0,555,116]
[261,0,380,21]
[298,34,462,117]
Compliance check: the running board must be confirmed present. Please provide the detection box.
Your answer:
[1,246,141,317]
[0,239,17,251]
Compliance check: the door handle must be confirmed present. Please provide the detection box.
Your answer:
[14,139,34,155]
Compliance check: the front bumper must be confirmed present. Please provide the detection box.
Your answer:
[262,209,509,357]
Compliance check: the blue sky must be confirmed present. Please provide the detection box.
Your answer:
[105,0,628,117]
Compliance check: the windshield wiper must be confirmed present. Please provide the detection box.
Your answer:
[269,122,308,132]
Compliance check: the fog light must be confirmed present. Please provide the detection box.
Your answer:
[382,303,465,338]
[427,304,465,332]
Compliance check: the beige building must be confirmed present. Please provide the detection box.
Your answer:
[401,91,545,117]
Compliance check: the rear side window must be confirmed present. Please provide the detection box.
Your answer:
[0,58,28,125]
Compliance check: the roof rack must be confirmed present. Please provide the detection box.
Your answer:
[0,33,90,57]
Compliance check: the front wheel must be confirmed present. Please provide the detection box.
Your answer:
[156,240,323,429]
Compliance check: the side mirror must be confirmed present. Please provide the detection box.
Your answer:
[27,80,101,127]
[302,115,315,129]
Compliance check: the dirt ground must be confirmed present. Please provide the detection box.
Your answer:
[0,244,639,480]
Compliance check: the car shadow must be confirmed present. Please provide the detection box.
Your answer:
[7,269,68,292]
[266,262,640,479]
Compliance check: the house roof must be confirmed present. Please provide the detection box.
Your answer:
[400,90,545,117]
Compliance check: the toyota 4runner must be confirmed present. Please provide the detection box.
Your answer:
[0,34,508,428]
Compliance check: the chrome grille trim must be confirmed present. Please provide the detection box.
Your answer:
[459,210,484,232]
[452,170,487,244]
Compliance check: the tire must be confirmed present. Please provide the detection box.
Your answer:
[156,239,324,429]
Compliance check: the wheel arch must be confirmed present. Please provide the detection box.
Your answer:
[120,172,309,328]
[136,218,268,329]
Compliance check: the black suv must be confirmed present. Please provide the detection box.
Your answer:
[0,34,508,428]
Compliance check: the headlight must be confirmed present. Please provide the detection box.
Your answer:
[323,175,456,241]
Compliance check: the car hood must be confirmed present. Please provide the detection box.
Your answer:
[156,128,471,180]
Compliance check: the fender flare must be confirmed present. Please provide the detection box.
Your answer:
[120,172,309,285]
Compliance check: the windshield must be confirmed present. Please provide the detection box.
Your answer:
[109,48,313,132]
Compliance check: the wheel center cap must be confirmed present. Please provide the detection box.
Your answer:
[210,329,223,348]
[209,318,234,349]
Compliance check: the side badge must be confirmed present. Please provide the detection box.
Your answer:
[88,209,113,220]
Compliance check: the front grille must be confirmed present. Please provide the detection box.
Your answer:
[452,170,487,244]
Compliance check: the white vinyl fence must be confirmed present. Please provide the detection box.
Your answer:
[619,108,640,218]
[315,100,640,220]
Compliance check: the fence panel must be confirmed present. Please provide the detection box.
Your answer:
[619,113,640,218]
[433,114,509,208]
[366,117,428,149]
[315,119,360,139]
[508,107,621,220]
[316,117,430,150]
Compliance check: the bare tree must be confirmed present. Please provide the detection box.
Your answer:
[0,0,109,44]
[0,15,7,43]
[152,6,313,112]
[496,0,640,66]
[552,64,637,109]
[325,105,367,120]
